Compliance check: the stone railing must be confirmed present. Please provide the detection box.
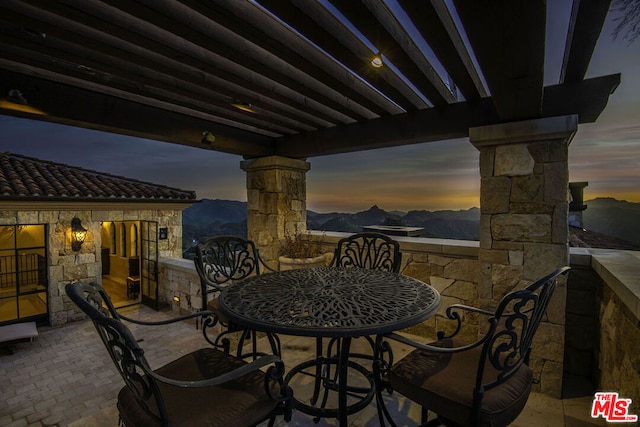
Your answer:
[158,257,202,312]
[572,248,640,415]
[315,231,480,341]
[158,232,639,406]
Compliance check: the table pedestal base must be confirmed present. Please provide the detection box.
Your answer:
[284,338,374,425]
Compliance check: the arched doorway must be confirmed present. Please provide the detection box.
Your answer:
[100,221,140,307]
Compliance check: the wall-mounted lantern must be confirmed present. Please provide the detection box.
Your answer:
[71,217,87,251]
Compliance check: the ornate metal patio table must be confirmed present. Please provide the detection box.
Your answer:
[218,266,440,425]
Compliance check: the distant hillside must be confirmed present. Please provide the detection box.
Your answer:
[182,199,248,257]
[182,198,640,256]
[307,205,480,240]
[183,200,480,255]
[183,199,247,227]
[402,208,480,240]
[583,198,640,247]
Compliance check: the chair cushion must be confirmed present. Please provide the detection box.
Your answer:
[117,348,278,426]
[388,338,533,427]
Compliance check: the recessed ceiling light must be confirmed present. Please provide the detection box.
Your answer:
[201,130,215,144]
[371,52,383,68]
[231,100,255,113]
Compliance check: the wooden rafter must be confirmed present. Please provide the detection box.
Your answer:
[0,0,619,158]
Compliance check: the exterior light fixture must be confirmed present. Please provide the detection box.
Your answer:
[71,217,87,251]
[0,89,46,115]
[7,89,27,104]
[371,52,383,68]
[201,130,216,144]
[231,100,256,113]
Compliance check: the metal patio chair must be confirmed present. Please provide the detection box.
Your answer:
[373,266,570,427]
[331,231,403,272]
[65,281,292,427]
[194,235,279,358]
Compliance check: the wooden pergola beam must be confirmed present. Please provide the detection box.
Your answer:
[560,0,612,83]
[275,74,620,158]
[453,0,546,121]
[0,68,275,157]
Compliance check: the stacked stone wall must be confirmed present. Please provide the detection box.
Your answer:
[564,266,600,394]
[0,208,184,326]
[318,234,481,341]
[404,254,480,342]
[158,257,201,314]
[599,284,640,416]
[242,156,310,269]
[470,116,576,397]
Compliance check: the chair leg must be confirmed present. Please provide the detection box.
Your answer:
[374,383,398,427]
[266,332,281,357]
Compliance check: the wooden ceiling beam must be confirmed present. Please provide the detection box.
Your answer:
[15,0,368,124]
[543,73,620,123]
[3,0,343,130]
[256,0,419,112]
[0,34,309,136]
[329,0,456,107]
[101,0,379,121]
[453,0,546,121]
[102,0,374,122]
[0,69,276,157]
[560,0,612,83]
[398,0,487,101]
[180,0,398,118]
[275,74,620,158]
[276,98,499,158]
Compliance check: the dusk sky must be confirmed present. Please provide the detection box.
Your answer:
[1,3,639,213]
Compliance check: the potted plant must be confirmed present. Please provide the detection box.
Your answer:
[278,226,326,271]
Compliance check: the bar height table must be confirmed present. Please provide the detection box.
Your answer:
[218,267,440,425]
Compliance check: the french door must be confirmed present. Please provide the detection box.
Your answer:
[140,221,159,310]
[0,225,48,325]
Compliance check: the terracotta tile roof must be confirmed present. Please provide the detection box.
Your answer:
[570,226,640,251]
[0,152,196,201]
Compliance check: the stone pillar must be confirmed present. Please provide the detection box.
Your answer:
[240,155,311,269]
[469,115,577,397]
[569,181,589,228]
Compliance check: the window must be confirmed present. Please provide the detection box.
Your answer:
[110,223,116,254]
[0,225,48,325]
[133,224,139,257]
[121,224,127,257]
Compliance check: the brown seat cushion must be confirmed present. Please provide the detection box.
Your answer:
[207,297,230,325]
[388,338,533,427]
[117,348,278,427]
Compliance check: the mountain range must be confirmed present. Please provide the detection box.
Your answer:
[182,198,640,254]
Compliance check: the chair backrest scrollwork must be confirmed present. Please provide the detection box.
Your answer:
[194,235,262,309]
[333,232,402,273]
[478,266,570,391]
[65,282,167,424]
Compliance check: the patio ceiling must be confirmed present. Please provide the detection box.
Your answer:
[0,0,620,159]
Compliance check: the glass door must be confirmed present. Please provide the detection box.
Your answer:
[140,221,159,310]
[0,225,48,326]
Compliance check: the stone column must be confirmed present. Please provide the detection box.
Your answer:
[240,155,311,269]
[469,115,577,397]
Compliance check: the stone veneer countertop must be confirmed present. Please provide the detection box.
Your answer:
[571,247,640,321]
